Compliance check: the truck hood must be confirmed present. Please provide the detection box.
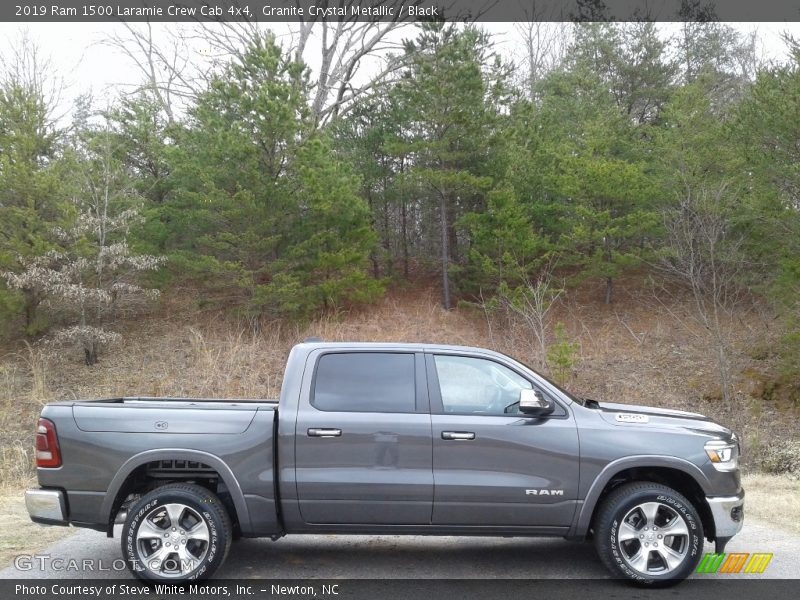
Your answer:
[592,400,733,439]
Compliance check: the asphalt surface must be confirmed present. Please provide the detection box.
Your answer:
[2,517,798,580]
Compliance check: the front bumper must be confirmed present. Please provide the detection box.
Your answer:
[707,489,745,539]
[25,489,68,525]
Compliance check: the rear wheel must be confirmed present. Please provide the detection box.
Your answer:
[122,483,232,581]
[594,482,704,586]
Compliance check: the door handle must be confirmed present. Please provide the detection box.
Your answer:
[307,428,342,438]
[441,431,476,441]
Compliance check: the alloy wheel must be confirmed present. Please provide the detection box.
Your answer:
[616,501,690,575]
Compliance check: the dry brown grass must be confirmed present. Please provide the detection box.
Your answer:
[0,352,48,487]
[741,474,800,535]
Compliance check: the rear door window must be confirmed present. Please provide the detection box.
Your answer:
[312,352,416,413]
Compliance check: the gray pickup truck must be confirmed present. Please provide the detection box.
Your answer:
[26,342,743,585]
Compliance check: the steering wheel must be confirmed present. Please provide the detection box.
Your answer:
[486,382,515,415]
[490,366,515,391]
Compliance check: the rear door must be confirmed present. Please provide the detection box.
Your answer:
[427,352,580,528]
[294,351,433,524]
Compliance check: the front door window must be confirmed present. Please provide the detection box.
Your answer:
[434,354,533,415]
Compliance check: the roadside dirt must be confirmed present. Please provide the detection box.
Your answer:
[0,485,74,567]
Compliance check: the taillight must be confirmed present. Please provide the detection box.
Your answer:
[35,418,61,468]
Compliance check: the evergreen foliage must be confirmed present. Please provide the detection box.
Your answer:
[1,23,799,388]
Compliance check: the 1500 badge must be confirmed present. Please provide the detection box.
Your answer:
[615,413,649,423]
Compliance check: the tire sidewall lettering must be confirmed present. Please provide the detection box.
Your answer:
[125,498,160,572]
[601,487,703,585]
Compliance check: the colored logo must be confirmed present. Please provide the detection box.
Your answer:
[696,552,773,574]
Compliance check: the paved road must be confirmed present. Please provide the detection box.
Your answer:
[2,517,798,580]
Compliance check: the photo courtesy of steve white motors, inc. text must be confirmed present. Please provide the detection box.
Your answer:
[14,2,440,18]
[14,583,339,597]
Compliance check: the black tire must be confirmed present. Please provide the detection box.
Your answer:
[122,483,232,581]
[593,482,704,586]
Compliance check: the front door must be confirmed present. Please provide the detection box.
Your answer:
[295,351,433,525]
[427,353,580,527]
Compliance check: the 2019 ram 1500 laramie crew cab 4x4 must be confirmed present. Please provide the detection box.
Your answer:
[25,342,744,584]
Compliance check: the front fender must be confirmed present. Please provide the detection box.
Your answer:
[569,455,712,538]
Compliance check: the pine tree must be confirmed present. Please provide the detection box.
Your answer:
[391,23,510,309]
[5,114,165,364]
[733,44,800,389]
[166,34,381,319]
[536,65,657,304]
[0,69,67,335]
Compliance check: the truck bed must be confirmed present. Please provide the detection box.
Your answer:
[37,394,280,535]
[66,397,276,433]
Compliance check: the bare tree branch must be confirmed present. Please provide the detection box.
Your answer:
[103,4,413,127]
[654,182,752,404]
[513,17,570,98]
[100,23,199,123]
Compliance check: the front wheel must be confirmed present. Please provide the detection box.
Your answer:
[122,483,232,581]
[593,482,704,586]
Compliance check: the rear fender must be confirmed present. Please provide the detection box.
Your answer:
[100,448,252,535]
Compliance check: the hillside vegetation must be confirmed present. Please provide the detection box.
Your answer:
[1,282,797,489]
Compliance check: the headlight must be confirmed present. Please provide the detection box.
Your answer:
[705,439,739,471]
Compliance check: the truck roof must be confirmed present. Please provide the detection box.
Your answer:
[295,341,511,356]
[292,342,540,375]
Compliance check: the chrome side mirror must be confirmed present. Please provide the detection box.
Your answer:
[519,388,554,416]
